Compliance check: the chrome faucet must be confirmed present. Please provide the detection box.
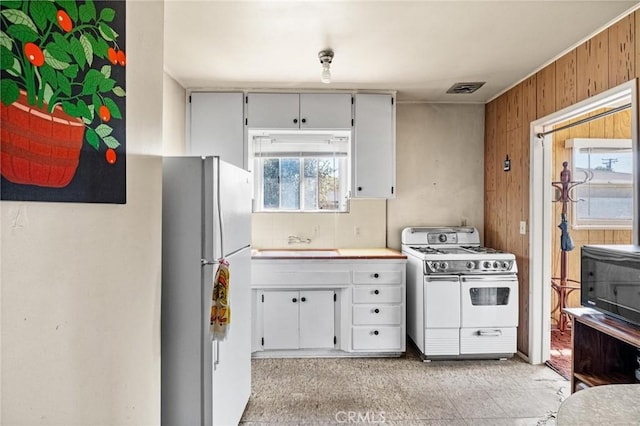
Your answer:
[288,235,311,244]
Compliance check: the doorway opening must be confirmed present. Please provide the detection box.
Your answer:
[528,80,638,367]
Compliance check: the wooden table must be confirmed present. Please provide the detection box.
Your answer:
[556,384,640,425]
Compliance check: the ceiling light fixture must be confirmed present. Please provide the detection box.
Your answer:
[318,49,334,84]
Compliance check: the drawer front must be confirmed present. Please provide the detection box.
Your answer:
[352,326,402,350]
[353,270,402,285]
[251,270,350,287]
[353,286,402,304]
[353,305,401,325]
[459,327,516,355]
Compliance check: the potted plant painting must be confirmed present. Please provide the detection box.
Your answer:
[0,0,125,188]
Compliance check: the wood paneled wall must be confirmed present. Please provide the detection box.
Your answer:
[484,11,637,357]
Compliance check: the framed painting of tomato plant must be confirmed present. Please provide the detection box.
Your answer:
[0,0,126,204]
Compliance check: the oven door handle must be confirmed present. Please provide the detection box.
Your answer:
[478,329,502,337]
[425,276,460,282]
[461,275,517,282]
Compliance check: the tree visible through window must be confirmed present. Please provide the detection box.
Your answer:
[251,131,350,212]
[260,157,345,211]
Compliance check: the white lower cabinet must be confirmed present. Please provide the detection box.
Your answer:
[350,265,405,353]
[252,258,406,357]
[262,290,335,350]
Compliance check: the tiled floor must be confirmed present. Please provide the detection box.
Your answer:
[240,346,570,425]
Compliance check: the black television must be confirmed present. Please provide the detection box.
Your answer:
[581,245,640,327]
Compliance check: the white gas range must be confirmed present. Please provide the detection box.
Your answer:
[401,227,519,360]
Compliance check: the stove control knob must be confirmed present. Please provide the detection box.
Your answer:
[441,262,449,270]
[483,261,492,269]
[493,261,499,269]
[433,262,441,269]
[502,261,510,270]
[466,261,475,269]
[438,234,447,243]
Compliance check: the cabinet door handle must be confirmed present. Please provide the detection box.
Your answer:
[374,289,380,295]
[373,308,380,314]
[301,118,306,124]
[373,273,379,278]
[292,298,298,303]
[357,186,363,191]
[301,297,306,302]
[373,330,379,336]
[293,118,298,124]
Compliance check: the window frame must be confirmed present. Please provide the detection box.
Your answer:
[249,131,351,213]
[565,138,633,230]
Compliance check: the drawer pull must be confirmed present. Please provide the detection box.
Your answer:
[478,330,502,337]
[374,289,380,295]
[373,308,380,314]
[373,330,379,336]
[373,273,379,278]
[301,297,306,302]
[292,298,297,303]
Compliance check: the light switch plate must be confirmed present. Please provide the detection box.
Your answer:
[519,221,526,235]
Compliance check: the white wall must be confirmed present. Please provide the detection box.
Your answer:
[0,2,164,425]
[252,198,387,249]
[387,103,485,249]
[162,72,187,155]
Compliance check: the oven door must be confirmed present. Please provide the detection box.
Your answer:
[460,275,518,328]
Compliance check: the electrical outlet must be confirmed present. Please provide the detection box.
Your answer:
[519,221,526,235]
[354,226,360,236]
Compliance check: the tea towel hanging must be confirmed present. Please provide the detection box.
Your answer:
[210,258,230,339]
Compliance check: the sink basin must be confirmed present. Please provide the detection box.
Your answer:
[255,250,339,257]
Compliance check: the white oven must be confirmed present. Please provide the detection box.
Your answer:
[402,227,519,360]
[460,275,518,327]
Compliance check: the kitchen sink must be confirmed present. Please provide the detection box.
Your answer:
[254,249,339,257]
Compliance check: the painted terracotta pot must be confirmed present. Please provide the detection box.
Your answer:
[1,92,84,188]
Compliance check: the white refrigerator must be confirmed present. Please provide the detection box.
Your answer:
[161,156,252,426]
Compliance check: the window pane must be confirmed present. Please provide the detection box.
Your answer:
[280,159,300,209]
[318,158,340,210]
[263,158,280,209]
[303,159,318,210]
[576,184,633,220]
[574,148,633,224]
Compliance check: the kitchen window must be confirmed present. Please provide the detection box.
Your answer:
[250,131,351,212]
[565,138,633,229]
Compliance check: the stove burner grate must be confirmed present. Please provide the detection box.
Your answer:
[460,246,503,254]
[410,246,447,255]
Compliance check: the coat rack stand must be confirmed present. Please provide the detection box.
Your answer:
[550,161,592,333]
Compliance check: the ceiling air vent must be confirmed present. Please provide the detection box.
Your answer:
[446,82,486,94]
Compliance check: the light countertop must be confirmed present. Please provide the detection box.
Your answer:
[252,248,406,260]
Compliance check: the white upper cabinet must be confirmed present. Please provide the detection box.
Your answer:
[189,92,245,169]
[246,93,299,129]
[247,93,352,130]
[353,93,395,198]
[298,94,352,129]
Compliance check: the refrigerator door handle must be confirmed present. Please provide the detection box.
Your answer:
[215,157,225,257]
[201,259,219,266]
[214,340,220,368]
